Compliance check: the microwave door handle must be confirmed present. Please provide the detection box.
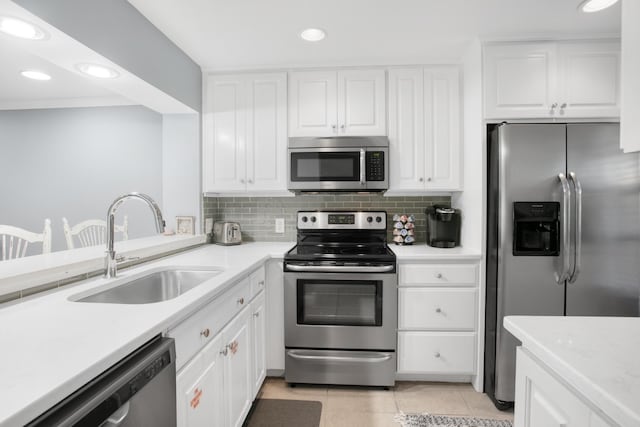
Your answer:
[360,149,366,185]
[557,173,571,284]
[568,172,582,283]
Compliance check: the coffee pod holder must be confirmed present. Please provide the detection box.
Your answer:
[392,214,415,245]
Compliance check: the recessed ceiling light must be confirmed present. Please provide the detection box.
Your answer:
[0,16,46,40]
[20,70,51,81]
[578,0,620,13]
[300,28,326,42]
[76,63,119,79]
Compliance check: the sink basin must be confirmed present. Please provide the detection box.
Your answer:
[76,267,223,304]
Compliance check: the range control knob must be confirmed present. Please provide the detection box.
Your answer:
[376,216,382,223]
[367,216,373,223]
[310,216,317,223]
[301,216,308,223]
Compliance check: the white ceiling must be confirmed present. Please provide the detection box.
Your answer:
[128,0,621,71]
[0,37,132,110]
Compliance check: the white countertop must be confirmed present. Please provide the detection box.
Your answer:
[504,316,640,427]
[0,242,292,427]
[0,240,477,426]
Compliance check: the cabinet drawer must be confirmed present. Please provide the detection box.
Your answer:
[168,277,251,370]
[399,288,476,330]
[397,332,475,374]
[399,264,477,286]
[250,265,265,299]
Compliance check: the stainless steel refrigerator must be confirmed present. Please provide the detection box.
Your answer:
[485,123,640,408]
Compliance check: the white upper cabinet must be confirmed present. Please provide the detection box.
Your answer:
[484,41,620,119]
[388,66,462,193]
[621,0,640,153]
[289,69,386,136]
[203,72,287,195]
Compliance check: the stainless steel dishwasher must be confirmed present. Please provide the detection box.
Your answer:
[27,336,176,427]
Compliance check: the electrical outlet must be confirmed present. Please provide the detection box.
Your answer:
[205,218,214,234]
[275,218,285,234]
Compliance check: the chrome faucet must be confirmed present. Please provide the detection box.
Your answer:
[104,192,165,278]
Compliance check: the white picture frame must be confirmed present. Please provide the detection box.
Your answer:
[176,216,195,235]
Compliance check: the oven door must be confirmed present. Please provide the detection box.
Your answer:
[284,270,397,350]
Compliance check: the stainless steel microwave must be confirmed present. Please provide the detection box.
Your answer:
[287,136,389,192]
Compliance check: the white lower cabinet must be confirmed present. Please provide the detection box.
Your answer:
[250,292,266,398]
[176,333,225,427]
[397,261,479,377]
[223,307,253,427]
[172,264,267,427]
[515,347,615,427]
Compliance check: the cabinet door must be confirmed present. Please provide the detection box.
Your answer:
[176,333,225,427]
[223,307,253,427]
[388,68,425,191]
[557,41,620,118]
[251,292,266,399]
[337,69,386,136]
[621,0,640,152]
[204,75,246,193]
[515,348,591,427]
[289,71,337,137]
[424,67,462,190]
[484,43,557,119]
[245,73,288,192]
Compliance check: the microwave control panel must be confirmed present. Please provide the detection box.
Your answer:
[366,151,385,181]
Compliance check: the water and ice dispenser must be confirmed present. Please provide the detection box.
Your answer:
[512,202,560,256]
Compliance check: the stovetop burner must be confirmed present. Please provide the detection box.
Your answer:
[284,210,396,265]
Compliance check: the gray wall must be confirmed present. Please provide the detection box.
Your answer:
[0,106,163,253]
[14,0,202,112]
[204,194,451,243]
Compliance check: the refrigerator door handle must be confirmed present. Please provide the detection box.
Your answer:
[568,172,582,283]
[557,173,572,284]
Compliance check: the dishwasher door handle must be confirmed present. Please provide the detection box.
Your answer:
[103,401,130,427]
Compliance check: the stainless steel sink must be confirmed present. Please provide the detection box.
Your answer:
[76,267,223,304]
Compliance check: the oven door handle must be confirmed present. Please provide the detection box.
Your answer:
[285,264,395,273]
[288,350,392,363]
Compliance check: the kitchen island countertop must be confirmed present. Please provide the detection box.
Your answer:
[505,315,640,427]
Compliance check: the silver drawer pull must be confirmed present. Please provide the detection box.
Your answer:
[436,273,443,279]
[220,347,228,356]
[253,312,260,318]
[237,297,244,305]
[435,307,442,313]
[258,280,264,286]
[200,328,210,338]
[434,352,441,358]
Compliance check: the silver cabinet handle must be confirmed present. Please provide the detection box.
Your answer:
[435,307,442,313]
[560,103,567,109]
[258,280,265,287]
[568,172,582,284]
[434,352,441,358]
[340,124,345,132]
[220,347,228,356]
[419,177,424,182]
[360,148,366,185]
[288,350,392,363]
[253,312,260,318]
[237,297,244,305]
[240,178,245,184]
[200,328,210,338]
[248,179,253,184]
[435,273,443,279]
[286,264,394,273]
[332,124,337,133]
[427,177,432,182]
[557,173,572,284]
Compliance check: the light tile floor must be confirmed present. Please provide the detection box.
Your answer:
[257,378,514,427]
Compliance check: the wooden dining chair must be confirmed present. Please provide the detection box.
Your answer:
[62,216,128,249]
[0,219,52,260]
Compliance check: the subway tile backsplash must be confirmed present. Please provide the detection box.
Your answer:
[203,194,450,243]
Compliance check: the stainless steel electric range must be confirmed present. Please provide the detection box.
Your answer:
[283,211,397,387]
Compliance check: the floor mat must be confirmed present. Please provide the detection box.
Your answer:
[394,413,513,427]
[243,399,323,427]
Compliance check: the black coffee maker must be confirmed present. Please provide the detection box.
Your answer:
[425,205,461,248]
